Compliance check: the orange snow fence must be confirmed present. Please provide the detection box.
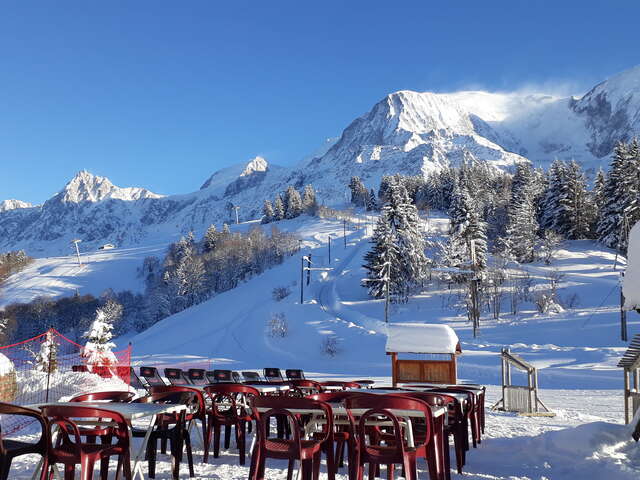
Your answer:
[0,328,131,434]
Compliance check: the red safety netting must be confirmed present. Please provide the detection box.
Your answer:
[0,328,131,435]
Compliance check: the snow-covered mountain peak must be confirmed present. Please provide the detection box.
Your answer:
[240,156,268,177]
[0,199,33,212]
[57,170,162,204]
[572,64,640,157]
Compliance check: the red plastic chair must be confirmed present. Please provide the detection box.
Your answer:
[346,395,438,480]
[187,368,208,385]
[396,391,465,479]
[70,391,134,403]
[132,388,197,478]
[249,396,334,480]
[263,367,285,383]
[41,405,131,480]
[289,379,325,396]
[164,368,192,386]
[204,384,260,465]
[0,403,49,480]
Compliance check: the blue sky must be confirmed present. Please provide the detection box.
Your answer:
[1,1,638,203]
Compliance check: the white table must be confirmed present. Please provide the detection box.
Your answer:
[32,402,187,480]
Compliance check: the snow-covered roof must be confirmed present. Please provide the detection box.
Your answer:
[624,222,640,310]
[385,323,460,354]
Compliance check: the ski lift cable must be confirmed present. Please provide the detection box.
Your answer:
[580,283,619,328]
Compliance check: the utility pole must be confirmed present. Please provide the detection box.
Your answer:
[300,256,305,304]
[343,219,347,248]
[384,268,390,324]
[306,254,312,286]
[621,271,628,341]
[71,239,82,267]
[469,239,480,338]
[328,236,331,264]
[234,206,241,225]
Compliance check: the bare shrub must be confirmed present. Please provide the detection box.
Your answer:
[272,286,291,302]
[562,292,580,309]
[268,312,288,338]
[321,336,340,357]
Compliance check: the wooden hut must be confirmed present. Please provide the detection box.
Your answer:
[385,323,461,387]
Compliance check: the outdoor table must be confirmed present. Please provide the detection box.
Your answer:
[244,383,291,394]
[31,401,187,480]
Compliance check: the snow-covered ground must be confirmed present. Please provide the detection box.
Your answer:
[2,212,640,478]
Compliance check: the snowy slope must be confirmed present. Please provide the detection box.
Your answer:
[0,244,165,307]
[122,213,637,390]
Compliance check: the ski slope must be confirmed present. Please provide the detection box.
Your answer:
[0,244,165,307]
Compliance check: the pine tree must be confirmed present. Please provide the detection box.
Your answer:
[503,163,540,263]
[222,223,231,235]
[366,188,378,211]
[302,185,317,213]
[82,306,117,367]
[597,142,629,249]
[273,195,285,221]
[349,177,368,207]
[284,186,303,219]
[362,212,401,299]
[593,168,606,214]
[262,200,274,224]
[555,160,591,239]
[365,184,428,302]
[539,159,566,231]
[35,330,58,373]
[448,182,487,269]
[203,224,219,252]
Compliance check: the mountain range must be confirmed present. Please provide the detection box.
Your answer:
[3,65,640,255]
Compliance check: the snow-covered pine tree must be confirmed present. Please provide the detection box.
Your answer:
[539,159,566,231]
[448,181,488,269]
[593,168,606,215]
[382,184,428,301]
[82,306,117,368]
[362,211,401,299]
[622,138,640,238]
[555,160,592,239]
[35,330,58,373]
[597,142,629,249]
[273,195,285,221]
[302,185,317,213]
[262,200,274,224]
[503,163,540,263]
[366,188,378,211]
[222,223,231,235]
[349,177,368,207]
[284,186,303,219]
[203,224,219,252]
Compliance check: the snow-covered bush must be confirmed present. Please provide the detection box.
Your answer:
[82,306,117,368]
[321,336,340,357]
[272,286,291,302]
[35,330,58,373]
[0,352,17,402]
[268,313,288,338]
[535,292,564,314]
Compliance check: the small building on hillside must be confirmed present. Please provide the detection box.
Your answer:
[385,323,461,387]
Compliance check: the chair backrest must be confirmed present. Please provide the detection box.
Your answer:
[204,384,260,420]
[147,385,205,416]
[41,405,129,452]
[125,367,148,390]
[0,402,48,454]
[263,368,284,382]
[210,369,234,383]
[71,365,88,373]
[242,371,262,382]
[345,394,432,451]
[285,369,305,380]
[307,391,365,403]
[289,379,324,395]
[139,366,167,386]
[251,396,333,447]
[231,371,242,383]
[164,368,192,386]
[187,368,208,385]
[70,391,134,403]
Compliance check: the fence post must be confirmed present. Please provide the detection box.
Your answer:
[45,327,53,403]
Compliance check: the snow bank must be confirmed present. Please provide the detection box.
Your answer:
[624,222,640,310]
[385,323,459,354]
